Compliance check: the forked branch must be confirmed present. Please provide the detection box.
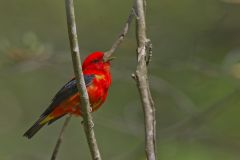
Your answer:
[52,1,156,160]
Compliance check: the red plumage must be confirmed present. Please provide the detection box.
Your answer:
[23,51,112,138]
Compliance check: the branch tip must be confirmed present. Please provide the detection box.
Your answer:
[131,73,137,80]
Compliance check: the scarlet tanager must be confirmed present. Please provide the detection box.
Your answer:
[23,51,113,138]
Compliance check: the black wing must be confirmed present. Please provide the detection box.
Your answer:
[40,74,95,117]
[23,75,95,138]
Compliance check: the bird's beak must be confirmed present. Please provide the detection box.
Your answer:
[107,56,116,61]
[104,56,116,62]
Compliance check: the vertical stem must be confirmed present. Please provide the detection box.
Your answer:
[65,0,102,159]
[134,0,156,160]
[51,115,71,160]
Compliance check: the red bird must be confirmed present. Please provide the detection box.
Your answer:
[24,51,113,138]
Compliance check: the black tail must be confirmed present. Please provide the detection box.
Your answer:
[23,118,46,139]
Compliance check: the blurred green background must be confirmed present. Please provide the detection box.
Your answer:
[1,0,240,159]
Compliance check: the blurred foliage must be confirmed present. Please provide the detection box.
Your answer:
[1,0,240,160]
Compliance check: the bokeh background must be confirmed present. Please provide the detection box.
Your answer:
[1,0,240,159]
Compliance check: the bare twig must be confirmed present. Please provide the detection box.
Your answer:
[133,0,156,160]
[103,5,135,60]
[51,115,71,160]
[65,0,102,160]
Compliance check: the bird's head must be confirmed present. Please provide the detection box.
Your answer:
[82,51,114,72]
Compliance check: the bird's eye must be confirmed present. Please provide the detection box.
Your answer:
[92,59,99,63]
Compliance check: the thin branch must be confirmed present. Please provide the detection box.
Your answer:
[51,115,71,160]
[65,0,102,160]
[103,5,135,60]
[133,0,156,160]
